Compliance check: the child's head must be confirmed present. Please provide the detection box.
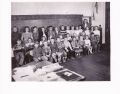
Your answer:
[43,41,48,47]
[59,35,63,39]
[85,36,89,39]
[80,36,83,41]
[28,38,32,43]
[34,42,39,48]
[71,26,74,30]
[41,27,45,31]
[78,25,82,29]
[49,26,53,31]
[66,26,70,30]
[61,25,65,31]
[17,39,21,45]
[86,27,89,30]
[13,26,18,32]
[55,27,58,31]
[33,26,38,33]
[57,38,60,42]
[42,36,46,41]
[73,37,76,41]
[95,26,98,30]
[50,38,55,43]
[64,38,68,42]
[67,33,70,37]
[75,26,79,30]
[25,26,30,32]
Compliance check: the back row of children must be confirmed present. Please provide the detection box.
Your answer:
[12,25,101,67]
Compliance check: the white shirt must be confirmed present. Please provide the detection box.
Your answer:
[85,30,90,36]
[93,30,100,36]
[75,29,83,36]
[84,39,91,46]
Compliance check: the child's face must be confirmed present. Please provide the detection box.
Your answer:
[51,39,54,43]
[57,38,60,42]
[60,35,63,39]
[86,36,89,39]
[79,26,82,29]
[76,27,79,30]
[67,34,70,37]
[66,26,70,30]
[95,27,98,30]
[49,27,53,31]
[71,26,74,30]
[34,44,39,48]
[28,39,32,43]
[61,26,64,30]
[44,42,48,47]
[33,28,37,32]
[80,36,83,41]
[42,28,45,31]
[25,28,29,32]
[55,27,58,31]
[86,27,89,30]
[13,27,17,32]
[42,37,45,41]
[17,40,21,45]
[73,38,76,41]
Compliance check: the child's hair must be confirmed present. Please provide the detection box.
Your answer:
[24,26,30,32]
[32,26,38,32]
[12,26,18,32]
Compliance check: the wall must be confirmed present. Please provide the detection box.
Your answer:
[11,2,92,16]
[92,2,105,43]
[12,15,83,31]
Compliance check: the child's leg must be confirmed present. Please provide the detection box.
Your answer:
[52,53,57,63]
[19,52,24,65]
[57,52,62,63]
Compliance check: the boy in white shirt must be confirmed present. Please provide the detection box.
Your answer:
[85,27,90,38]
[84,36,92,54]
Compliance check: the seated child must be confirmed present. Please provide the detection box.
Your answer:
[33,42,43,63]
[42,41,51,61]
[71,37,82,56]
[13,39,24,66]
[84,36,92,54]
[56,38,67,63]
[39,36,47,46]
[49,38,58,63]
[64,38,74,59]
[66,33,72,43]
[24,38,34,63]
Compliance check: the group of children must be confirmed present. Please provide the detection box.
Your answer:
[12,25,101,67]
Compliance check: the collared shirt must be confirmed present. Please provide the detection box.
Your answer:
[93,30,100,36]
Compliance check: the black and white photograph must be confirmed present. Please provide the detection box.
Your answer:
[11,2,110,81]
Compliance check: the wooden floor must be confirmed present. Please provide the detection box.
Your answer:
[60,51,110,81]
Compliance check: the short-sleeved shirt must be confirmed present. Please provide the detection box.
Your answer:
[85,30,90,36]
[93,30,100,36]
[21,32,33,43]
[84,39,91,46]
